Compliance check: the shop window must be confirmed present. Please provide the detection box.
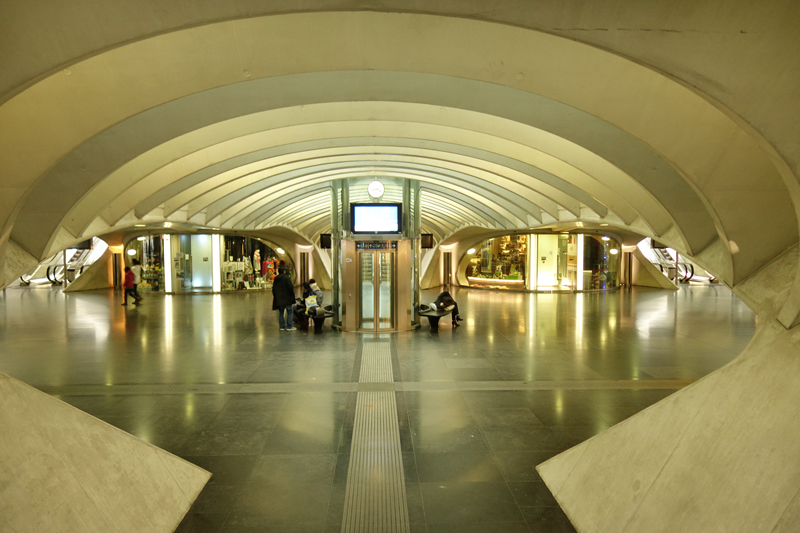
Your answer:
[221,236,281,291]
[125,236,165,292]
[466,235,527,289]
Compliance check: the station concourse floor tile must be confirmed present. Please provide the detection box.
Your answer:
[0,283,754,532]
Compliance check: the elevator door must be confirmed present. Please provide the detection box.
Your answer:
[359,251,395,330]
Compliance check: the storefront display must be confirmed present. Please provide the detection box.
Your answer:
[583,235,620,289]
[464,233,620,292]
[124,234,283,293]
[125,236,165,292]
[221,236,281,291]
[467,235,528,288]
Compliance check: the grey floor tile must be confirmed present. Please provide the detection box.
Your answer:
[190,485,242,514]
[229,483,332,525]
[403,391,470,410]
[411,424,490,453]
[422,522,532,532]
[520,506,577,532]
[224,523,326,533]
[261,427,342,455]
[415,452,504,482]
[183,455,258,486]
[407,408,475,429]
[548,425,608,449]
[461,391,528,409]
[420,482,525,524]
[481,427,562,452]
[0,285,757,529]
[471,408,545,429]
[184,428,270,456]
[247,454,337,486]
[175,512,228,533]
[508,482,558,507]
[493,452,559,482]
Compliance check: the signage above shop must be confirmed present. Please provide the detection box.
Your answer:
[356,241,398,250]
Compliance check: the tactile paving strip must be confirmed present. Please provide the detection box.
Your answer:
[341,342,410,533]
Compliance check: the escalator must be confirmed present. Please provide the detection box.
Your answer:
[16,239,106,287]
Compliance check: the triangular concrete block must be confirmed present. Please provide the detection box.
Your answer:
[0,372,210,532]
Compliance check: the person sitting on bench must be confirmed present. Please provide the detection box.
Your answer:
[431,291,464,327]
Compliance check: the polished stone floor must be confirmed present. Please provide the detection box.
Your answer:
[0,284,755,532]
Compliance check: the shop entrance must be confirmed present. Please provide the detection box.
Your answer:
[358,250,395,330]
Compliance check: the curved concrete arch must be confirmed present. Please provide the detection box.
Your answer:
[213,160,550,230]
[189,155,553,225]
[3,13,791,287]
[243,166,527,233]
[76,105,662,236]
[18,70,680,247]
[136,138,632,228]
[248,184,491,236]
[182,151,601,224]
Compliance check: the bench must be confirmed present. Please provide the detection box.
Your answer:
[418,306,452,332]
[307,305,335,333]
[311,311,335,333]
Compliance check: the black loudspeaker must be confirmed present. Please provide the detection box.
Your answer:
[320,234,332,249]
[421,234,434,249]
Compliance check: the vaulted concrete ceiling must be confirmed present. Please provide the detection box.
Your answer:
[1,4,799,319]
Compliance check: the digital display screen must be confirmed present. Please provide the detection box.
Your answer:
[351,203,402,234]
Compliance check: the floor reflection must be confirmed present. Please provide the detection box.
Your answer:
[0,283,755,532]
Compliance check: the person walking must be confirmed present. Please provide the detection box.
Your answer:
[272,267,296,331]
[122,266,137,306]
[130,259,143,304]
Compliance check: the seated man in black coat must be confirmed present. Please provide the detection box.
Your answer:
[432,291,464,327]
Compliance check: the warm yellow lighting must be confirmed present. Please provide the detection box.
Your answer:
[276,248,285,254]
[609,249,619,255]
[467,248,476,255]
[211,234,222,292]
[127,249,136,255]
[163,234,172,293]
[601,236,610,241]
[600,223,609,227]
[134,224,146,227]
[136,236,146,241]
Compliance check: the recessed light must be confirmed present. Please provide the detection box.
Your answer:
[467,248,476,255]
[609,248,619,255]
[600,223,609,227]
[601,236,610,241]
[134,224,146,227]
[127,249,137,255]
[276,248,285,254]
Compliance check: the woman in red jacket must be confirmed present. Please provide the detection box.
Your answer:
[122,266,136,306]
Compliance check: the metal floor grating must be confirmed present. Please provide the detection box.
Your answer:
[341,342,410,533]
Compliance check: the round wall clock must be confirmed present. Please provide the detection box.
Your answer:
[367,180,385,199]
